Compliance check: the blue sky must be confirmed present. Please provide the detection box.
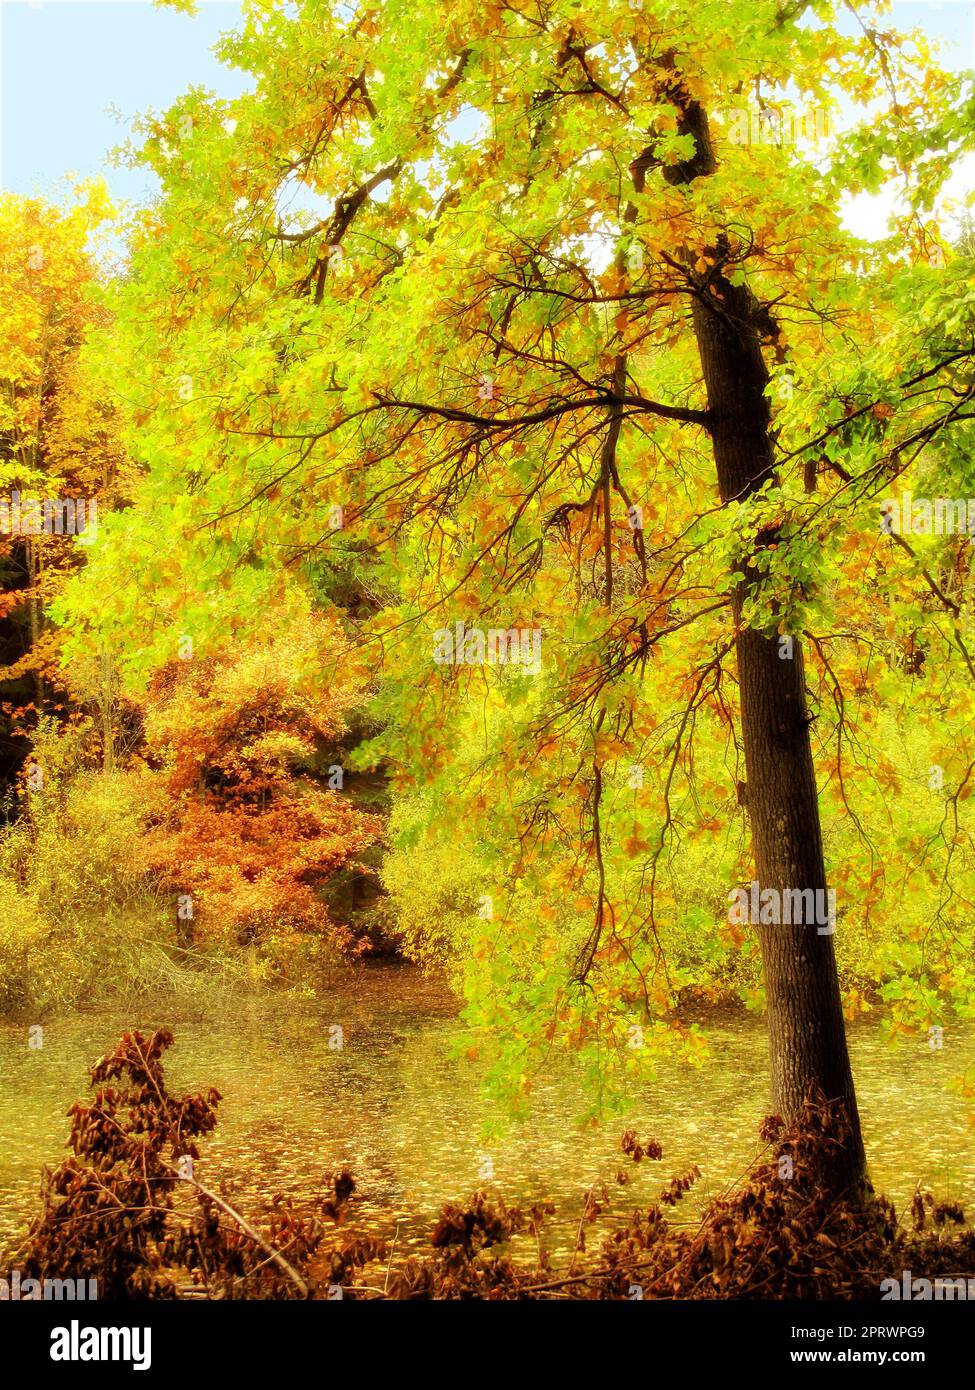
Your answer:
[1,0,973,235]
[0,0,250,201]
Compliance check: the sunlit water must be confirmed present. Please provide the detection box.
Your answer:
[1,963,972,1266]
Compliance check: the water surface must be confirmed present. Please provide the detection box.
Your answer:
[1,964,971,1263]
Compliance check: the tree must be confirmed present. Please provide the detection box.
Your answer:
[61,0,975,1187]
[0,185,130,783]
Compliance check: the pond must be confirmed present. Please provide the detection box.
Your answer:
[1,962,972,1264]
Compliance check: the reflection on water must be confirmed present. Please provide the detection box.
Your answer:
[1,962,972,1261]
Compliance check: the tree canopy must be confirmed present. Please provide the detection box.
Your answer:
[40,0,975,1136]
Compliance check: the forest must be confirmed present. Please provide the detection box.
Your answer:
[1,0,975,1325]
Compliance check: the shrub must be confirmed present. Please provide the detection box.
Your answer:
[0,720,173,1014]
[17,1029,382,1299]
[139,614,382,962]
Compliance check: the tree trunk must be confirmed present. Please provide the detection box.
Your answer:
[655,82,866,1188]
[26,537,44,707]
[99,646,115,775]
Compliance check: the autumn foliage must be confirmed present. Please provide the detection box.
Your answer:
[0,187,131,767]
[139,612,381,956]
[4,0,975,1307]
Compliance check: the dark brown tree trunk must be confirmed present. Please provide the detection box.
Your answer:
[652,82,866,1188]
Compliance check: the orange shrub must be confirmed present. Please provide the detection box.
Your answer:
[140,611,382,957]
